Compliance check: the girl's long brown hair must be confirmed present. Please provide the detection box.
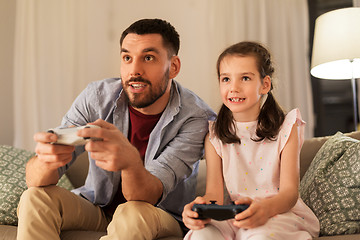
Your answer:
[214,41,285,144]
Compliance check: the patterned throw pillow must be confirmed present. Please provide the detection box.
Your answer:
[300,132,360,236]
[0,145,74,226]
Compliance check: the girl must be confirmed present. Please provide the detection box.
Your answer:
[182,41,319,240]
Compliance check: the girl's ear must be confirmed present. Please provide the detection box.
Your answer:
[169,56,181,79]
[260,75,272,95]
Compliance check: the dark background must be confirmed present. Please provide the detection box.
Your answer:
[308,0,358,136]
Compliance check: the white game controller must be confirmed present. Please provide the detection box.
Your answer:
[47,125,102,146]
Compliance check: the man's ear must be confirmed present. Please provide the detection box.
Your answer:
[169,56,181,79]
[261,75,272,94]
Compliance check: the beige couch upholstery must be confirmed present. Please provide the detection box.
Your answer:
[1,131,359,240]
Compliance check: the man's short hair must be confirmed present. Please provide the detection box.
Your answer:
[120,18,180,57]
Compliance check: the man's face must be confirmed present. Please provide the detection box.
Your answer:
[120,33,174,114]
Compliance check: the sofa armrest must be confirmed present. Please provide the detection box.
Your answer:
[300,136,329,180]
[65,151,89,188]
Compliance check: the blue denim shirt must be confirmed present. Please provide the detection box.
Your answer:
[57,78,216,221]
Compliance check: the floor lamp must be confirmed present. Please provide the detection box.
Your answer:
[310,7,360,131]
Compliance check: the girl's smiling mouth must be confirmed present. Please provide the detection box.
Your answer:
[229,97,245,102]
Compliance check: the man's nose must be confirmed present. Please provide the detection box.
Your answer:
[130,59,143,77]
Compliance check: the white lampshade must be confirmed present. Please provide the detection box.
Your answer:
[310,7,360,80]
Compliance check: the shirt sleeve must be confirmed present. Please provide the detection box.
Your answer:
[145,113,211,202]
[279,108,306,153]
[208,121,223,158]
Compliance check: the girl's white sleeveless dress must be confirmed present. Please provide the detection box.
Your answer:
[185,109,319,240]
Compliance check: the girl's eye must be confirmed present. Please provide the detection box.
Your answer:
[221,77,230,82]
[145,55,154,61]
[243,76,250,81]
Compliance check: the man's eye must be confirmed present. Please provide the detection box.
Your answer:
[145,55,154,61]
[123,56,131,62]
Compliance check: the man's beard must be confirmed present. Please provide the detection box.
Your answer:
[122,69,170,109]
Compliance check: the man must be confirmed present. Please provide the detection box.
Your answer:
[17,18,216,239]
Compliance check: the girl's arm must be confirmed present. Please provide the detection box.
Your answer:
[203,133,225,204]
[182,133,224,229]
[233,124,300,229]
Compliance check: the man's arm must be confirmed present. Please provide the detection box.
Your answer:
[121,157,164,205]
[26,132,75,187]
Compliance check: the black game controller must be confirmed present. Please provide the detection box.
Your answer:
[192,201,249,221]
[47,125,102,146]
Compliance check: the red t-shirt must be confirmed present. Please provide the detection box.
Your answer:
[128,105,162,160]
[103,105,162,216]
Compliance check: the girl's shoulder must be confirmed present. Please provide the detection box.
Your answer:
[278,108,305,147]
[207,120,223,156]
[208,120,216,140]
[283,108,305,128]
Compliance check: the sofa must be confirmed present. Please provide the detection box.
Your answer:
[1,131,359,240]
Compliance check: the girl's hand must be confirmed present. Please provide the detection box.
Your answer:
[182,196,211,230]
[233,197,272,229]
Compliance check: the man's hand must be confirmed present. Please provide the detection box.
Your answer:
[78,119,142,172]
[34,131,75,170]
[27,131,75,187]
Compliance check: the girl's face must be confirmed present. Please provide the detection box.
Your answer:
[219,55,271,122]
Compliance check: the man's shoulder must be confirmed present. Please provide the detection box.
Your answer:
[88,78,122,90]
[85,78,122,99]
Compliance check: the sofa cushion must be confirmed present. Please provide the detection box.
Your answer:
[0,145,74,226]
[300,131,360,180]
[300,132,360,236]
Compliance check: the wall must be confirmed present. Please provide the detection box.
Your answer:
[0,0,15,145]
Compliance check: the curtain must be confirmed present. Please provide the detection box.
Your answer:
[13,0,119,150]
[14,0,86,150]
[13,0,313,150]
